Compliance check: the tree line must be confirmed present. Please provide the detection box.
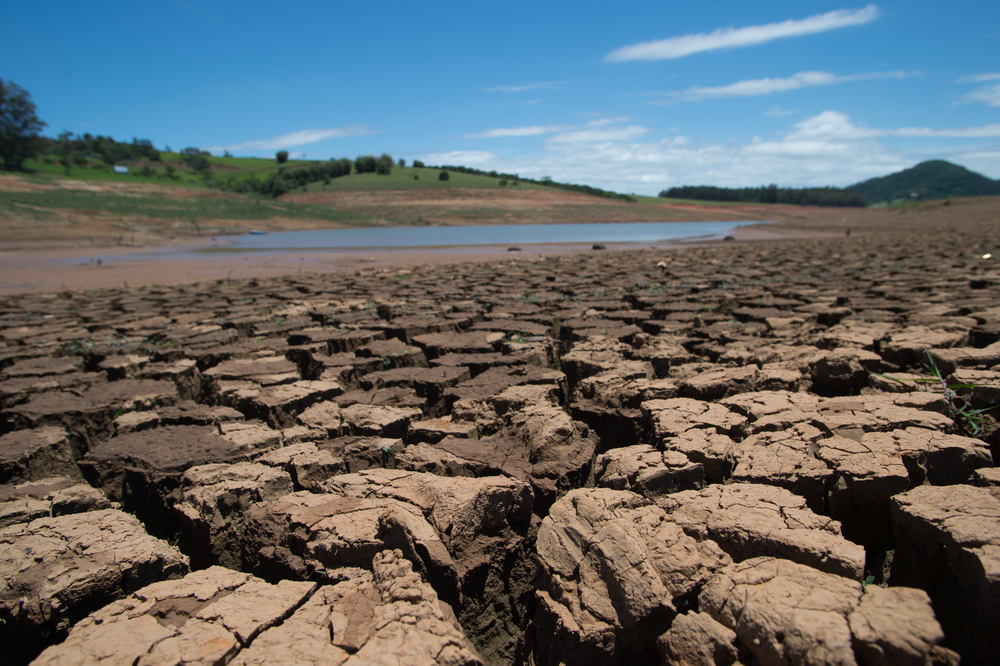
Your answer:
[42,133,162,166]
[659,184,868,207]
[436,165,638,202]
[220,158,356,197]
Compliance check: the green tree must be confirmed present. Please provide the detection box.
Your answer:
[438,170,449,181]
[58,130,73,175]
[276,150,289,164]
[0,79,47,171]
[412,160,425,168]
[355,155,377,173]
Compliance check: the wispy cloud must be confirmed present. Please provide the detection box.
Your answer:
[765,106,796,117]
[965,84,1000,107]
[480,82,563,93]
[957,74,1000,107]
[958,72,1000,83]
[669,70,913,102]
[207,126,373,153]
[547,125,649,144]
[606,5,880,62]
[461,125,570,139]
[462,118,636,141]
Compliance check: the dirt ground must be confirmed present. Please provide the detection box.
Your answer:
[1,171,998,294]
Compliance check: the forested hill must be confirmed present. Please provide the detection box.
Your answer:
[847,160,1000,204]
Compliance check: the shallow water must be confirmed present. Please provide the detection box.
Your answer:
[109,220,762,262]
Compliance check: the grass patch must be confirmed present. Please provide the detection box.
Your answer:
[0,188,371,225]
[302,166,548,192]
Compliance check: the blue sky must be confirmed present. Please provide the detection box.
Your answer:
[7,1,1000,194]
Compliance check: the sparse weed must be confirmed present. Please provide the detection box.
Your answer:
[873,349,998,436]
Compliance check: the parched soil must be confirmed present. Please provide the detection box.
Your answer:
[1,201,999,665]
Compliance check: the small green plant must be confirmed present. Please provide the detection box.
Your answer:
[509,332,526,344]
[382,357,392,368]
[874,349,998,436]
[861,573,876,590]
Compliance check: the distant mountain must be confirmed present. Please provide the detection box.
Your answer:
[847,160,1000,204]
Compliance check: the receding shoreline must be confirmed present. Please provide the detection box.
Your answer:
[1,194,997,294]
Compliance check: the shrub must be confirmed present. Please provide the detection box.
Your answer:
[276,150,289,164]
[413,160,425,168]
[188,155,211,172]
[438,170,449,181]
[376,162,390,175]
[355,155,377,173]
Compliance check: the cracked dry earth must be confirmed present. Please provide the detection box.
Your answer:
[1,224,999,666]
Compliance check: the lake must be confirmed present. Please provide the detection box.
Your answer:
[111,221,763,262]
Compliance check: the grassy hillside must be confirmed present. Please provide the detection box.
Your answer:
[24,152,314,188]
[295,165,547,192]
[847,160,1000,205]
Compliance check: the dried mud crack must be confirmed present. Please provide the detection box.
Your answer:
[1,217,999,665]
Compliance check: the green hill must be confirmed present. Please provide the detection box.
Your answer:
[847,160,1000,205]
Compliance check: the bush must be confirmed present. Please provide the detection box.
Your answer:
[376,162,390,175]
[438,170,449,181]
[276,150,289,164]
[188,155,211,172]
[413,160,425,168]
[355,155,377,173]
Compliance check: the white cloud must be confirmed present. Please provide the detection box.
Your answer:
[420,150,500,167]
[783,111,1000,139]
[480,82,563,93]
[547,125,649,144]
[417,111,1000,196]
[765,106,796,116]
[964,83,1000,107]
[461,118,634,140]
[461,125,570,139]
[206,126,372,153]
[672,70,913,101]
[606,5,880,62]
[958,72,1000,83]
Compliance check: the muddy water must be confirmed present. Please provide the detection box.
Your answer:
[107,220,763,260]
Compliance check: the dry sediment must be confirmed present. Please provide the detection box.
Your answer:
[0,211,999,665]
